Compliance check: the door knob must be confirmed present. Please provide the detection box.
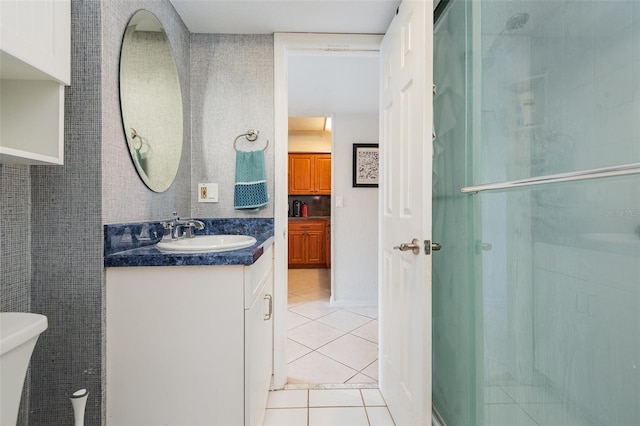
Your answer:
[393,239,421,255]
[431,242,442,251]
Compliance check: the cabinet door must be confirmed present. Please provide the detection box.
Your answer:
[288,229,307,265]
[244,271,274,426]
[288,154,314,194]
[1,0,69,165]
[0,0,71,84]
[306,229,325,265]
[106,266,245,425]
[315,154,332,194]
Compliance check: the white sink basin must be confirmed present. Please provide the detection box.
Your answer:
[156,235,257,253]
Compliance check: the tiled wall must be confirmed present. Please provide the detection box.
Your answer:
[190,34,274,218]
[0,165,31,313]
[27,0,104,423]
[102,0,191,224]
[534,1,640,236]
[287,195,331,217]
[0,164,32,423]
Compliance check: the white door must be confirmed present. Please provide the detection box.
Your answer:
[379,1,433,425]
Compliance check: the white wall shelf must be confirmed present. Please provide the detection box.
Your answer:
[0,0,70,165]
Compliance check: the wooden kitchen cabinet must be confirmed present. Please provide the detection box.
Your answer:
[288,219,326,268]
[315,155,332,193]
[288,153,331,195]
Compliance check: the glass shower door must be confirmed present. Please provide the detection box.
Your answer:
[476,1,640,425]
[432,1,479,424]
[433,1,640,425]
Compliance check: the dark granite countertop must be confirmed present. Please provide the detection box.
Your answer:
[104,218,273,267]
[288,216,330,220]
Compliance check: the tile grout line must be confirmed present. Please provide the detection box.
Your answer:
[306,390,310,426]
[287,269,379,388]
[287,336,378,384]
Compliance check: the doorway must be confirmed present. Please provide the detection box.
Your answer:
[273,34,383,389]
[285,103,380,388]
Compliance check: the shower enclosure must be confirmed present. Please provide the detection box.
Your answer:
[433,1,640,424]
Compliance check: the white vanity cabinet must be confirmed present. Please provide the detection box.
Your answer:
[0,0,70,164]
[106,245,274,425]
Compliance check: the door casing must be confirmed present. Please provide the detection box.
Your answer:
[273,33,384,388]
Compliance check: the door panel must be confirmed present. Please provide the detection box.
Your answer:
[315,154,332,194]
[288,230,305,265]
[379,1,433,425]
[306,230,324,264]
[288,154,314,194]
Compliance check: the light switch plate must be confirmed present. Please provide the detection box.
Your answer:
[198,183,219,203]
[336,195,344,207]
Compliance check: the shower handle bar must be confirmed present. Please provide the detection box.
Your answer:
[461,162,640,194]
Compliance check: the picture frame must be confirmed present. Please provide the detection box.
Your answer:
[352,143,379,187]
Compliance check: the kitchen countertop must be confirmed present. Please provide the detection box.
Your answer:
[104,218,274,267]
[288,216,330,220]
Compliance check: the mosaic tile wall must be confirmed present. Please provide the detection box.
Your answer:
[27,0,103,423]
[0,164,32,424]
[0,165,31,313]
[102,0,191,224]
[190,34,275,218]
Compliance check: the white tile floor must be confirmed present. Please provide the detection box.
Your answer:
[271,270,394,425]
[286,269,379,387]
[264,389,395,426]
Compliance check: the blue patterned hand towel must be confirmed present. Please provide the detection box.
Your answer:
[234,150,269,210]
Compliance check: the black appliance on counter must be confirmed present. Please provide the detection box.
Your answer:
[292,200,302,217]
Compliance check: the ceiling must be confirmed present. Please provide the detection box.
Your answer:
[169,0,400,35]
[288,53,380,117]
[169,1,398,128]
[288,117,328,132]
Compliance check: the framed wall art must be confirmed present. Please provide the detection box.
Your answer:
[352,143,379,187]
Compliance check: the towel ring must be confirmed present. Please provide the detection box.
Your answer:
[233,129,268,151]
[129,127,143,150]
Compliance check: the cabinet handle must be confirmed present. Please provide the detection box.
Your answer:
[300,226,310,229]
[264,294,273,320]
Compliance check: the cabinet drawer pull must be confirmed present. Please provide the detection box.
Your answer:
[300,226,310,229]
[264,294,273,320]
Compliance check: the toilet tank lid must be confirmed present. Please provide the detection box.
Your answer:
[0,313,48,356]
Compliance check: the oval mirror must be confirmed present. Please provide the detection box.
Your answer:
[119,10,183,192]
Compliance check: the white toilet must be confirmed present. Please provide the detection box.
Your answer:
[0,312,48,426]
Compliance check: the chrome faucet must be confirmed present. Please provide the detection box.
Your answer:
[161,216,205,241]
[173,219,205,239]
